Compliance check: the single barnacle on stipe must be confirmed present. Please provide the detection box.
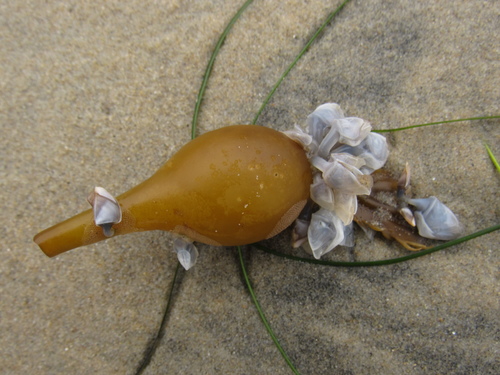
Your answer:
[87,187,122,237]
[392,164,462,242]
[172,236,199,270]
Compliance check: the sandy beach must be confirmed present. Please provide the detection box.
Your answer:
[1,0,498,374]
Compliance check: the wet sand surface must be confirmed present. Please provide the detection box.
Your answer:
[1,1,498,374]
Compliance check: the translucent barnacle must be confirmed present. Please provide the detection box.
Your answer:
[284,102,388,257]
[310,174,335,212]
[172,236,199,270]
[87,187,122,237]
[305,208,345,259]
[285,104,463,257]
[333,132,389,174]
[407,197,463,240]
[312,155,372,196]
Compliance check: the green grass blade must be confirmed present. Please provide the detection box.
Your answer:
[373,115,500,133]
[135,263,183,375]
[187,1,301,370]
[191,0,254,140]
[484,143,500,173]
[251,0,352,125]
[254,224,500,267]
[188,1,299,371]
[237,246,301,375]
[184,0,499,372]
[242,2,352,367]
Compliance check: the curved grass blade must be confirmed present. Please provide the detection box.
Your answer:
[155,0,497,372]
[484,143,500,173]
[373,115,500,133]
[251,0,352,125]
[137,2,256,372]
[245,0,498,368]
[135,263,183,375]
[253,224,500,267]
[237,246,301,375]
[191,0,254,140]
[239,2,353,369]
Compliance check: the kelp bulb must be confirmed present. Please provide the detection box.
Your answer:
[34,125,312,257]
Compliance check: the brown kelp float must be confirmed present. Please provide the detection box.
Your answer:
[34,103,462,269]
[34,125,312,266]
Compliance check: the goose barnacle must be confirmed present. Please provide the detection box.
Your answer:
[87,187,122,237]
[283,103,461,257]
[407,196,463,240]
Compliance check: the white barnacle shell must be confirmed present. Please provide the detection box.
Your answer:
[306,208,345,259]
[291,218,310,248]
[332,190,358,225]
[316,123,341,158]
[282,124,313,150]
[332,152,366,170]
[407,196,463,240]
[400,207,416,227]
[334,132,389,174]
[306,103,345,145]
[87,187,122,237]
[312,155,373,196]
[316,117,372,158]
[172,236,199,270]
[335,117,372,146]
[310,173,335,211]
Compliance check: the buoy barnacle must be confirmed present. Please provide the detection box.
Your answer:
[87,187,122,238]
[284,103,463,258]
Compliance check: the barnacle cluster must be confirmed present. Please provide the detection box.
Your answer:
[284,103,462,259]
